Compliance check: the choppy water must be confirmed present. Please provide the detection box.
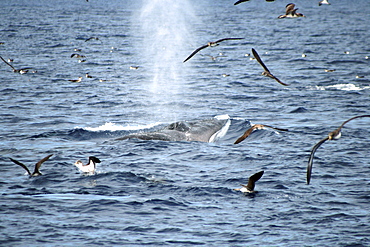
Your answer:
[1,0,370,246]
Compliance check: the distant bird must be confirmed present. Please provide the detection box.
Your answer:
[7,58,13,63]
[234,171,264,193]
[183,38,244,63]
[0,56,33,74]
[200,54,227,61]
[9,154,53,177]
[68,77,82,82]
[307,115,370,185]
[319,0,330,6]
[278,3,305,18]
[74,156,101,173]
[85,37,100,42]
[71,53,86,58]
[234,124,288,144]
[234,0,274,5]
[85,73,93,78]
[252,48,289,86]
[129,66,139,70]
[324,69,335,72]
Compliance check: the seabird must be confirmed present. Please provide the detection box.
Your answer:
[234,0,275,5]
[68,77,83,82]
[85,73,93,78]
[200,54,227,61]
[234,124,288,144]
[183,38,244,63]
[71,53,86,58]
[0,56,33,74]
[278,3,305,18]
[234,171,264,193]
[252,48,289,86]
[307,115,370,185]
[9,154,53,177]
[85,37,100,42]
[319,0,330,6]
[129,66,139,70]
[324,69,335,72]
[74,156,101,173]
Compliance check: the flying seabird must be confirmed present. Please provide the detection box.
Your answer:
[85,37,100,42]
[74,156,101,173]
[307,115,370,185]
[234,0,274,5]
[234,124,288,144]
[183,38,244,63]
[68,77,83,82]
[319,0,330,6]
[0,56,33,74]
[278,3,305,18]
[9,154,53,177]
[252,48,289,86]
[234,171,264,193]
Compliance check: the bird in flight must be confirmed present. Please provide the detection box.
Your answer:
[234,0,274,6]
[234,171,264,193]
[9,154,53,177]
[307,115,370,185]
[278,3,305,18]
[183,38,244,63]
[252,48,289,86]
[234,124,288,144]
[0,56,33,74]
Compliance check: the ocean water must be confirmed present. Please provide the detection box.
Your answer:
[1,0,369,246]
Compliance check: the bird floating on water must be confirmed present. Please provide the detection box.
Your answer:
[74,156,101,174]
[234,171,264,193]
[9,154,53,177]
[278,3,305,18]
[252,48,289,86]
[307,115,370,185]
[319,0,331,6]
[324,69,335,72]
[71,53,86,58]
[234,0,275,5]
[183,38,244,63]
[234,124,288,144]
[200,54,227,61]
[68,77,82,82]
[0,56,33,74]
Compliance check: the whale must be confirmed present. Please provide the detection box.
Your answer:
[116,115,231,143]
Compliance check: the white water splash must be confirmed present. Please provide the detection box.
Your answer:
[76,122,162,132]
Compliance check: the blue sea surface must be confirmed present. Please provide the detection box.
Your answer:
[1,0,369,246]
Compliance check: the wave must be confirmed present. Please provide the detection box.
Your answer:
[310,83,370,91]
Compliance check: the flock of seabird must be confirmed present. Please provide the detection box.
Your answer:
[3,0,368,195]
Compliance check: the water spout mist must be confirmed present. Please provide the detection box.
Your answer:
[137,0,196,120]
